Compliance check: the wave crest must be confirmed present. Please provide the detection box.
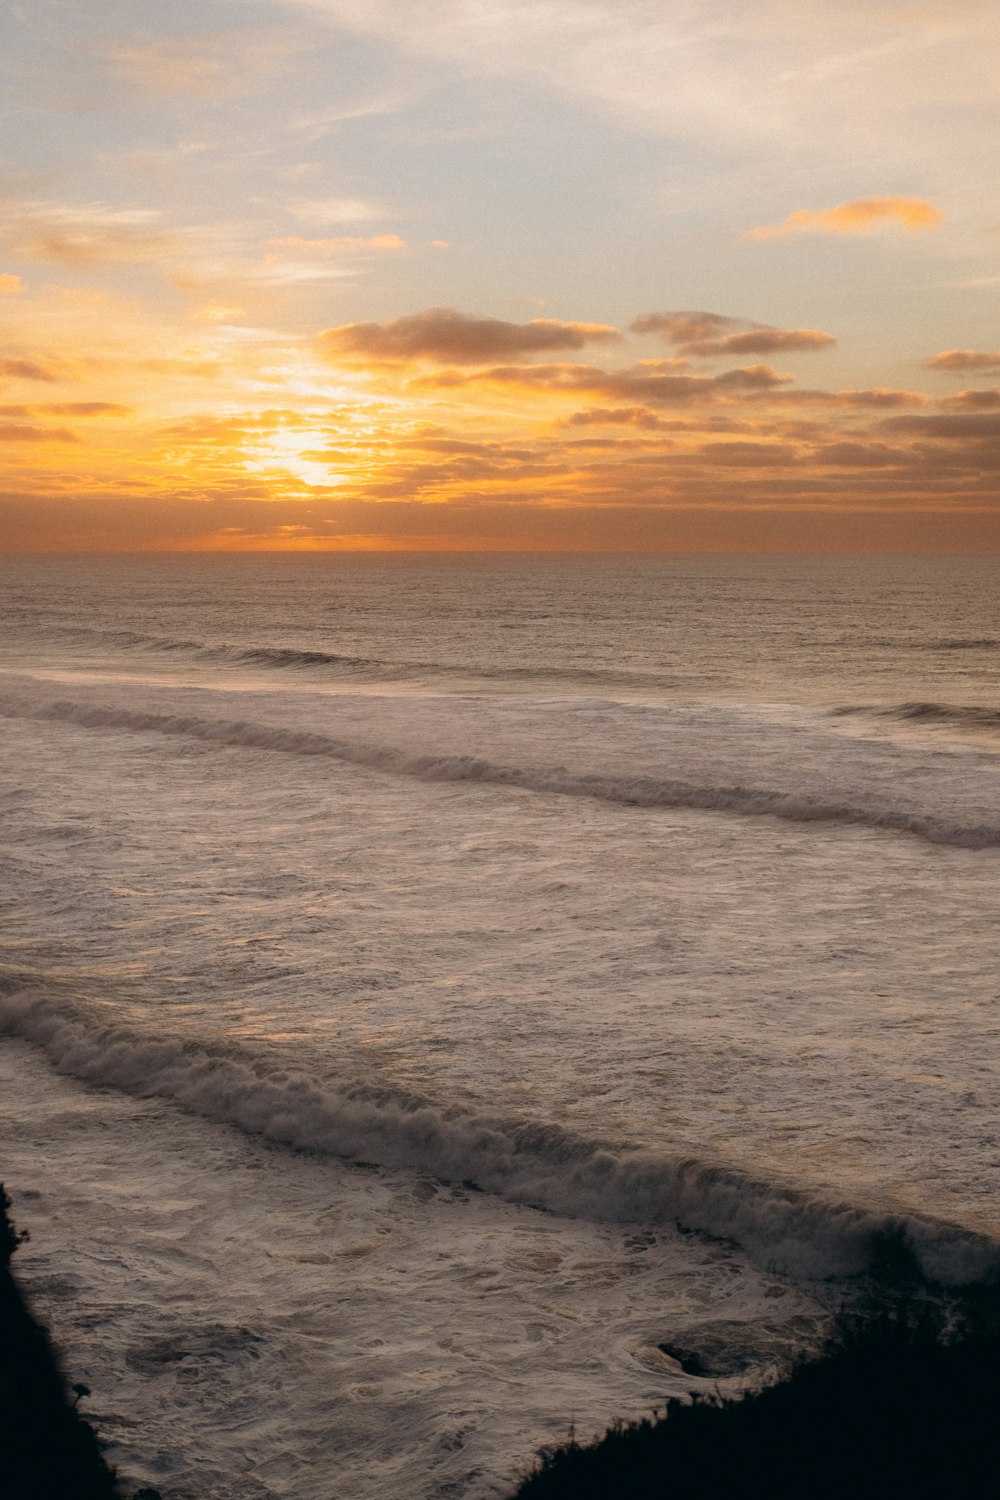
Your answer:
[6,696,999,850]
[833,702,1000,732]
[1,988,996,1289]
[40,623,668,688]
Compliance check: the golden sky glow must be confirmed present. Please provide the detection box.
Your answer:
[2,1,999,552]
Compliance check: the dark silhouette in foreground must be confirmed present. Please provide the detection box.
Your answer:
[0,1184,119,1499]
[514,1302,1000,1499]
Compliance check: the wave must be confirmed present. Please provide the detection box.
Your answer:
[924,638,998,651]
[233,644,665,688]
[36,623,668,689]
[832,701,1000,732]
[839,636,998,652]
[7,696,1000,850]
[1,987,995,1289]
[70,626,206,656]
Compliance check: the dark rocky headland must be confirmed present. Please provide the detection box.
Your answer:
[0,1183,123,1499]
[513,1297,1000,1499]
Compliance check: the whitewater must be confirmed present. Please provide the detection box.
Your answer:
[1,552,998,1498]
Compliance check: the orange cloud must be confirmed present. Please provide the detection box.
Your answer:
[2,281,995,555]
[630,311,733,343]
[0,402,131,418]
[925,349,1000,372]
[768,388,926,409]
[631,309,835,357]
[561,406,679,430]
[0,273,23,294]
[264,234,406,256]
[0,357,60,383]
[0,423,80,443]
[692,441,797,467]
[139,358,221,380]
[883,413,1000,443]
[742,197,942,241]
[939,389,1000,411]
[319,308,621,364]
[812,442,910,468]
[688,328,835,356]
[417,359,791,405]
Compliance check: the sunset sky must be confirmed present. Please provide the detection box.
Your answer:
[3,0,1000,552]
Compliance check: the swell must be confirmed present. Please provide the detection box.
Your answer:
[833,701,1000,732]
[30,623,667,689]
[0,987,995,1290]
[8,695,1000,850]
[923,637,998,651]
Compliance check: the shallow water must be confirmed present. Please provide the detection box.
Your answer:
[2,553,998,1496]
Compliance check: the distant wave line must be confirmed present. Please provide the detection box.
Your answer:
[25,623,672,689]
[4,695,999,849]
[832,701,1000,732]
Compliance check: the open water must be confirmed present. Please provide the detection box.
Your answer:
[1,551,999,1497]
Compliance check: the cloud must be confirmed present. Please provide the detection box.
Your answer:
[291,93,412,140]
[0,274,23,295]
[883,413,1000,442]
[265,235,406,255]
[400,428,536,462]
[0,402,132,418]
[293,198,389,225]
[689,328,835,356]
[939,389,1000,411]
[0,199,173,267]
[630,311,734,344]
[0,358,60,383]
[811,442,910,467]
[924,349,1000,372]
[255,233,408,285]
[768,387,926,409]
[742,196,942,241]
[416,359,791,404]
[139,358,222,380]
[631,310,835,357]
[561,406,678,430]
[710,365,791,391]
[0,423,80,443]
[104,29,302,99]
[279,1,1000,171]
[319,308,621,363]
[692,441,797,467]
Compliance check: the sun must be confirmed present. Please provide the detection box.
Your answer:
[246,428,344,489]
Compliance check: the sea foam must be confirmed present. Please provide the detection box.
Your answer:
[1,987,996,1290]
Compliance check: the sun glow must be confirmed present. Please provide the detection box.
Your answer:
[2,2,999,552]
[245,428,343,489]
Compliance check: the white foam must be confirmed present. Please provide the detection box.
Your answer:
[2,988,995,1288]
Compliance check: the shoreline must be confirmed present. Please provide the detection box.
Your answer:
[512,1299,1000,1499]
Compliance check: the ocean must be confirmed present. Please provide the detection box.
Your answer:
[1,551,998,1498]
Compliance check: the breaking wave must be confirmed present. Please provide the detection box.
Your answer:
[6,696,1000,849]
[1,986,996,1289]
